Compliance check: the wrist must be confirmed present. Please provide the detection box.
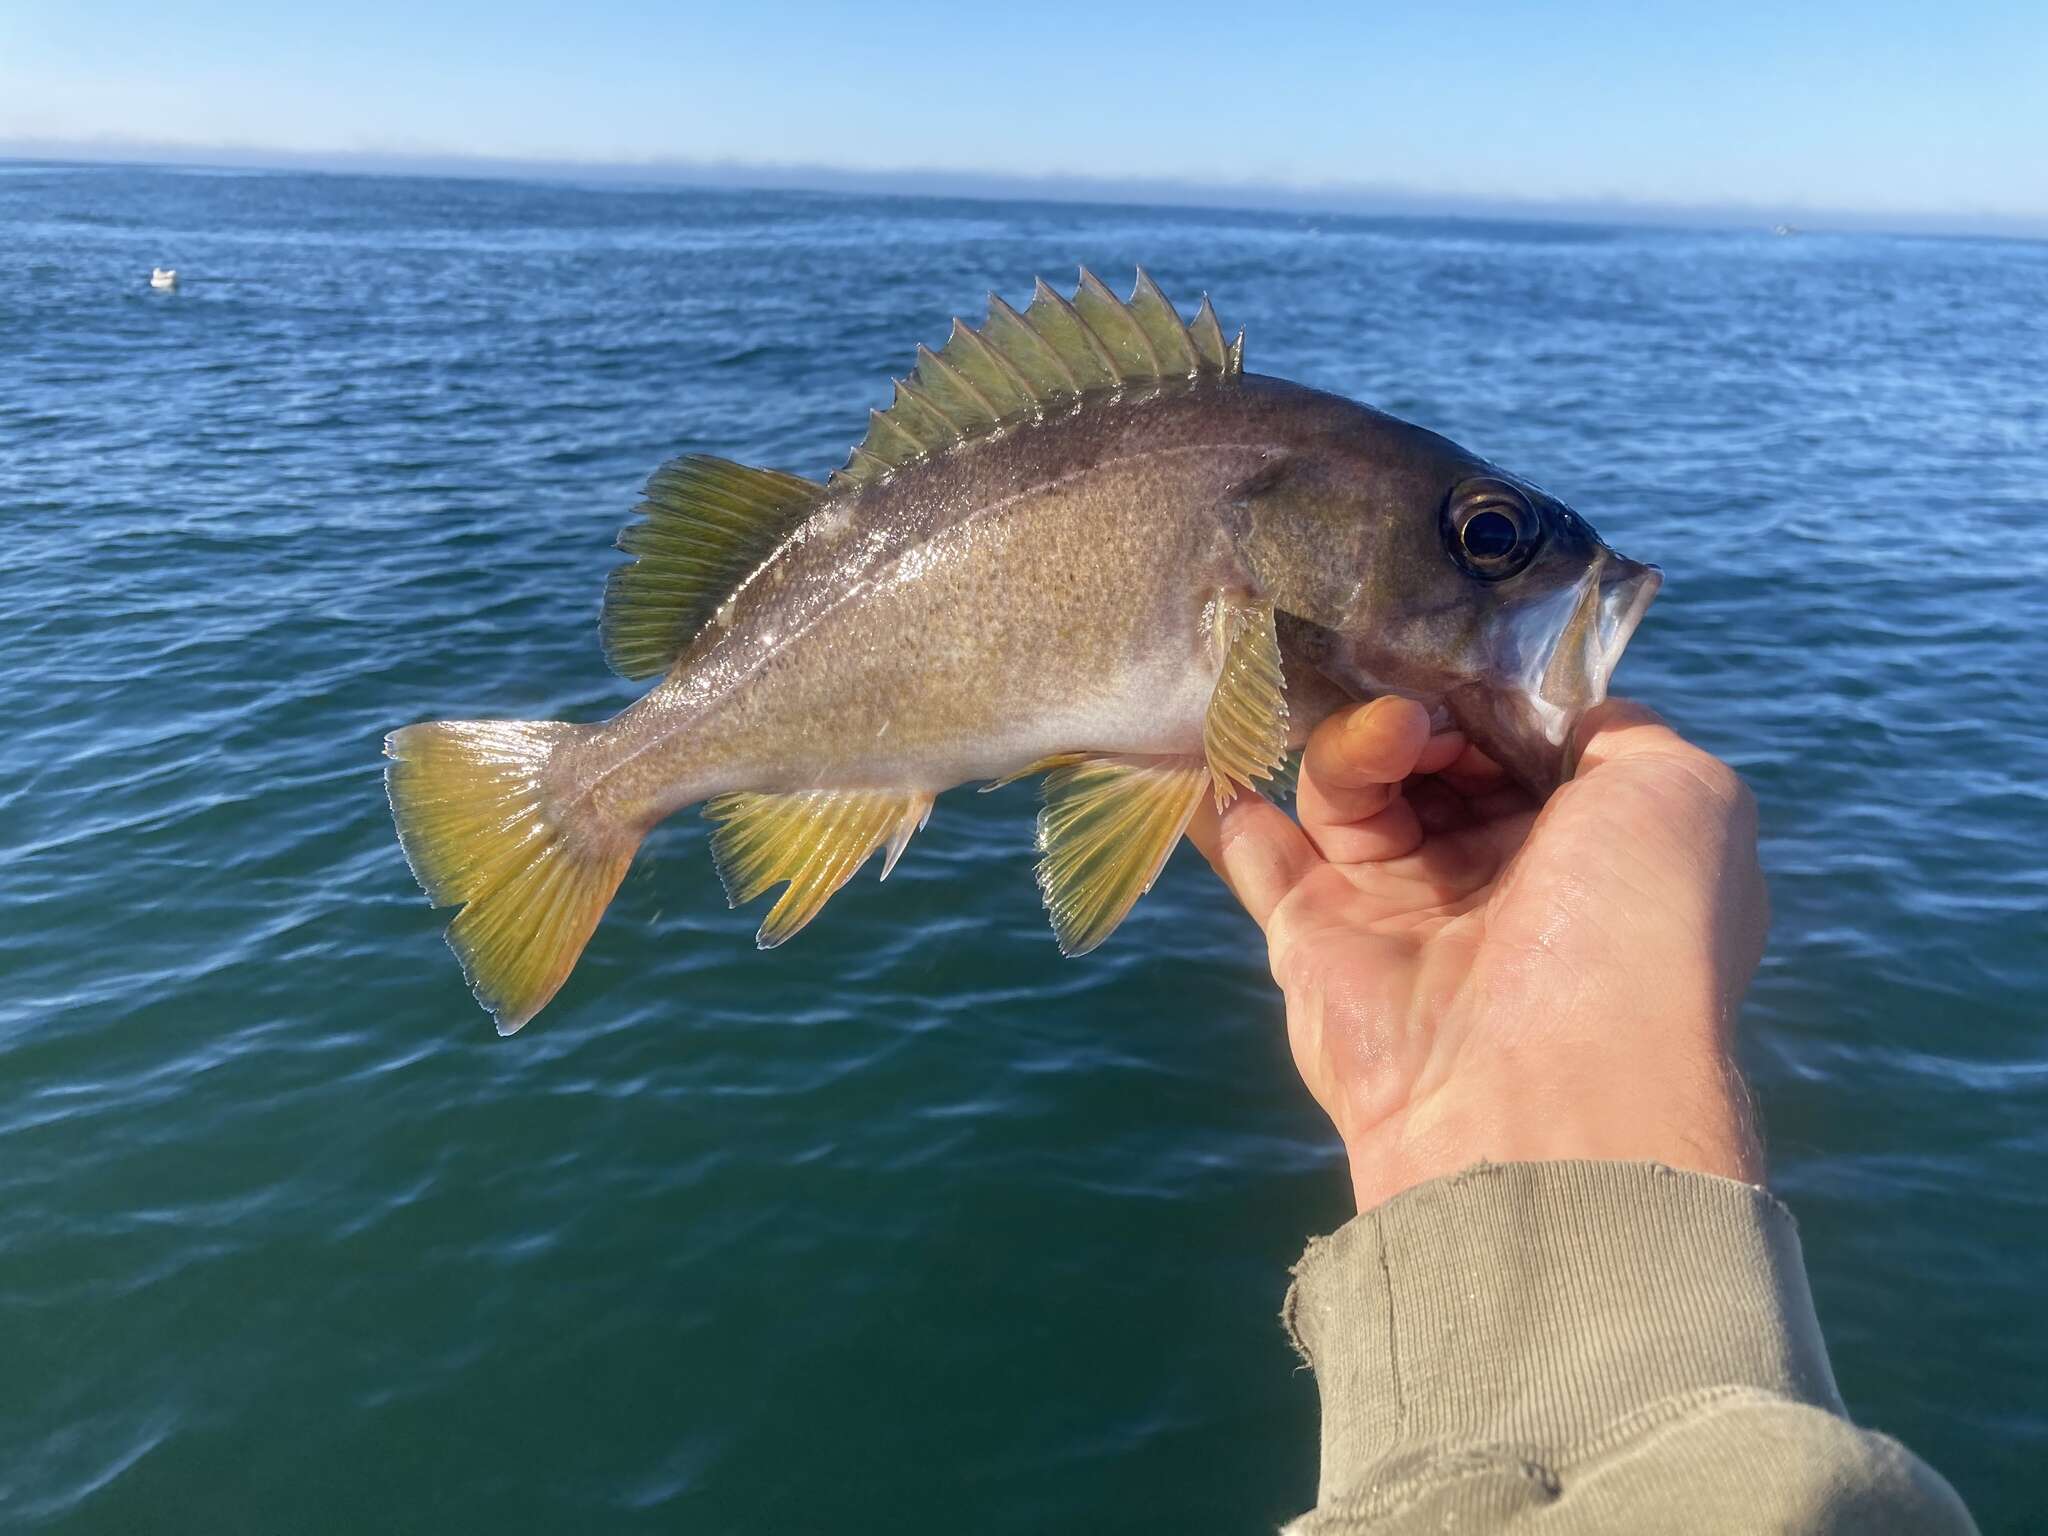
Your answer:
[1335,1028,1763,1211]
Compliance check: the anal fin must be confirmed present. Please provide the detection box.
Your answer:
[1203,594,1289,809]
[980,751,1088,792]
[1035,757,1209,957]
[705,788,932,948]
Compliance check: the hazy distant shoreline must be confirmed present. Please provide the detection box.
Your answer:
[5,137,2040,242]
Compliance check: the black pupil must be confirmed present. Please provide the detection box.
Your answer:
[1463,507,1521,561]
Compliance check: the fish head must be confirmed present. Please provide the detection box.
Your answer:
[1241,399,1659,794]
[1430,475,1662,793]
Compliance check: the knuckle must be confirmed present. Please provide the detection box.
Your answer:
[1676,749,1744,806]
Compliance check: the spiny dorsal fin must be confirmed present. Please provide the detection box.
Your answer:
[602,455,821,680]
[704,788,933,948]
[831,268,1244,491]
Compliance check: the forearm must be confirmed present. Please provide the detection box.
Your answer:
[1282,1161,1975,1535]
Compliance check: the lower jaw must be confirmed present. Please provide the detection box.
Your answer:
[1465,560,1664,794]
[1445,682,1577,796]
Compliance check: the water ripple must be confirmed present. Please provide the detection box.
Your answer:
[1,166,2043,1531]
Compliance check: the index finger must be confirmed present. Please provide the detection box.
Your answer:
[1295,696,1464,864]
[1298,696,1433,825]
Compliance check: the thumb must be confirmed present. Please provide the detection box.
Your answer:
[1186,792,1319,931]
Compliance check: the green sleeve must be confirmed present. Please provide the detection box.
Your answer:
[1280,1160,1976,1534]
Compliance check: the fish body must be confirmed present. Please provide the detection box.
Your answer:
[386,272,1659,1033]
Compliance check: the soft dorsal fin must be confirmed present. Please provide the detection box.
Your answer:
[830,268,1244,491]
[602,455,821,679]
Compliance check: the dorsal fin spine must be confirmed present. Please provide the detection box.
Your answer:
[946,318,1039,416]
[866,406,924,459]
[1073,268,1161,376]
[946,319,1032,409]
[902,376,965,435]
[1130,268,1200,375]
[909,376,970,436]
[907,357,978,431]
[1189,296,1228,372]
[916,343,998,421]
[987,294,1079,396]
[835,271,1244,488]
[1030,278,1120,382]
[987,290,1081,393]
[888,380,956,444]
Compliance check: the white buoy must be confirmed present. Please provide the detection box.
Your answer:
[150,266,177,290]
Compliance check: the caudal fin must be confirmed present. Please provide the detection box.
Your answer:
[384,719,637,1034]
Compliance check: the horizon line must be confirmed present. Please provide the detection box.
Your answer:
[6,136,2045,243]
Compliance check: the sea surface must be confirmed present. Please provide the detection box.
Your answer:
[2,164,2043,1533]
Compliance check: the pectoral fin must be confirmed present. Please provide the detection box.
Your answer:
[1203,594,1289,809]
[1026,596,1288,956]
[1260,747,1304,803]
[1034,757,1209,957]
[705,788,933,948]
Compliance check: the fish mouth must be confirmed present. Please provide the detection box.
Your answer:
[1453,556,1662,792]
[1529,556,1662,738]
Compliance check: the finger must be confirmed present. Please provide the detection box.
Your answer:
[1437,741,1509,795]
[1299,697,1433,831]
[1301,790,1427,866]
[1186,791,1318,930]
[1569,698,1684,773]
[1568,698,1751,823]
[1413,730,1467,777]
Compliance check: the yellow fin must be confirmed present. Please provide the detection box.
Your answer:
[384,719,638,1035]
[1187,295,1229,373]
[704,788,933,948]
[831,268,1243,490]
[1261,747,1304,803]
[1127,269,1202,375]
[1204,595,1290,809]
[979,751,1088,792]
[1034,757,1208,957]
[602,455,821,680]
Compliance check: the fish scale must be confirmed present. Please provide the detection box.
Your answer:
[385,269,1659,1034]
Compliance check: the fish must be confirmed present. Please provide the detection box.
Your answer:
[385,268,1661,1034]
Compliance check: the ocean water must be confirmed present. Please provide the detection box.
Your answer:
[2,163,2043,1532]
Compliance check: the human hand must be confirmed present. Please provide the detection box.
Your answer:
[1190,696,1768,1212]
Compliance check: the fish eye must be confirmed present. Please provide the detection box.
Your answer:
[1444,478,1543,581]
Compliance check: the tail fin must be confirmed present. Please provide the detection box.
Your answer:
[384,719,638,1034]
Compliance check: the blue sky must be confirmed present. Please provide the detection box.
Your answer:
[2,0,2042,223]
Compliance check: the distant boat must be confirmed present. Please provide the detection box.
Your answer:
[150,266,177,289]
[1771,224,1800,237]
